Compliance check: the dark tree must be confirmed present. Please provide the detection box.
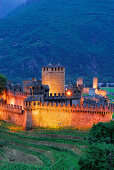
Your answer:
[0,74,7,94]
[79,143,114,170]
[88,121,114,145]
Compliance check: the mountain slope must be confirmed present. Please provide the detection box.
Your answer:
[0,0,26,18]
[0,0,113,83]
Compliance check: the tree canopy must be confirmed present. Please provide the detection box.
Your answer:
[0,74,7,94]
[79,121,114,169]
[89,121,114,145]
[79,143,114,170]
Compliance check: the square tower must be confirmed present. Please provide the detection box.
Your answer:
[93,77,98,89]
[77,78,83,87]
[42,63,65,95]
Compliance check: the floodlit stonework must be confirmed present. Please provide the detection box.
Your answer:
[0,64,113,130]
[42,64,65,95]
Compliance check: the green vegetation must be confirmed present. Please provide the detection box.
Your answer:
[82,93,91,97]
[88,122,114,144]
[101,87,114,104]
[0,121,89,169]
[0,74,7,94]
[101,88,114,93]
[107,95,114,100]
[79,121,114,169]
[79,143,114,170]
[0,120,114,169]
[0,0,113,83]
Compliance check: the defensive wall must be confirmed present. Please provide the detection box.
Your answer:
[1,90,27,108]
[82,87,107,97]
[0,103,26,127]
[95,89,107,97]
[0,100,113,130]
[25,101,113,130]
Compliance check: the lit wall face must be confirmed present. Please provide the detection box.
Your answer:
[29,102,113,130]
[95,89,107,97]
[0,104,24,127]
[93,77,98,89]
[42,67,65,95]
[77,78,83,87]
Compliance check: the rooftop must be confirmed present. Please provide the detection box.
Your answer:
[26,80,47,87]
[26,80,41,87]
[24,95,40,102]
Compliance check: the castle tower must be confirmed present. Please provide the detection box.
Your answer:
[42,63,65,95]
[77,78,83,87]
[93,77,98,89]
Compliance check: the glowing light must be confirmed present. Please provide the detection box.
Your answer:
[66,91,72,96]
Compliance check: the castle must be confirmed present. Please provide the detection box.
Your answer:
[0,64,113,130]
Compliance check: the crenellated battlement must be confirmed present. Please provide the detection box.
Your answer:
[7,90,27,98]
[25,101,113,115]
[45,92,81,100]
[49,93,65,97]
[0,103,23,114]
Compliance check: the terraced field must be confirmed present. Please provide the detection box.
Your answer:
[0,121,88,169]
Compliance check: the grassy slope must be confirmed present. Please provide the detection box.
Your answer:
[0,121,89,169]
[0,0,114,83]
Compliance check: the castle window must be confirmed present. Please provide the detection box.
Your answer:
[58,68,60,71]
[34,102,36,106]
[61,68,63,71]
[55,68,56,71]
[38,102,40,105]
[44,68,45,71]
[47,68,48,71]
[52,68,53,71]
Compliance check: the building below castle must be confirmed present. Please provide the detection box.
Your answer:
[0,64,113,130]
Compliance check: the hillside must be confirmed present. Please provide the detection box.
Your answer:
[0,0,26,18]
[0,0,114,83]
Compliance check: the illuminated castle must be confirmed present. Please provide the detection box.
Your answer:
[42,63,65,95]
[0,64,113,130]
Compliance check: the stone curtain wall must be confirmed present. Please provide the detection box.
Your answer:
[95,89,107,97]
[0,103,25,127]
[26,102,113,130]
[0,101,113,130]
[1,90,27,109]
[71,104,112,129]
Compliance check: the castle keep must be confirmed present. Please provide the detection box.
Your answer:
[0,64,113,130]
[42,64,65,95]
